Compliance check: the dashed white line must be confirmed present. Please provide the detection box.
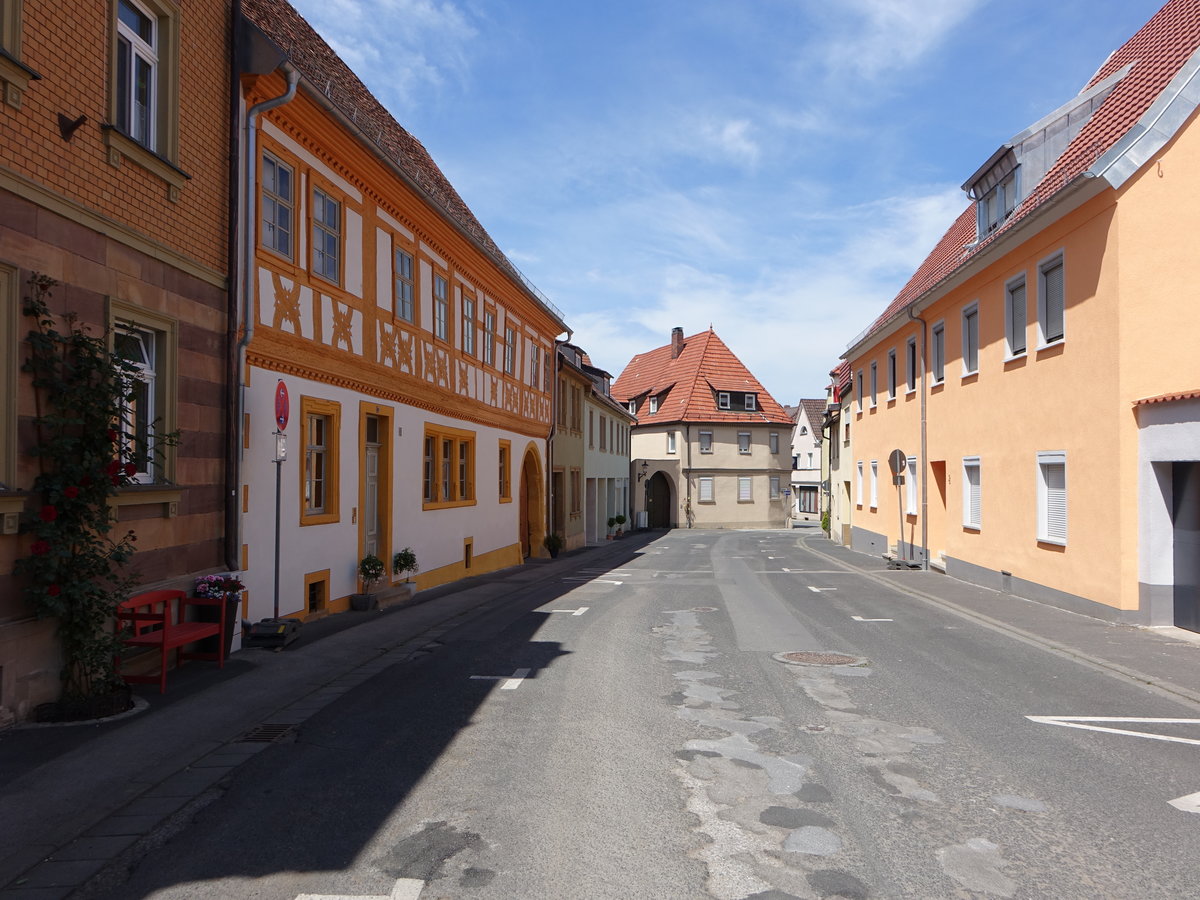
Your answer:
[851,615,892,622]
[549,607,589,616]
[469,667,533,690]
[296,877,424,900]
[807,586,837,593]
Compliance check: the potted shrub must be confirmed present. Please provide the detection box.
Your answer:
[614,514,627,537]
[543,532,564,558]
[351,554,385,610]
[392,547,419,583]
[606,517,616,539]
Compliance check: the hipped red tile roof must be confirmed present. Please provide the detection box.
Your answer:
[612,329,793,425]
[853,0,1200,350]
[241,0,564,326]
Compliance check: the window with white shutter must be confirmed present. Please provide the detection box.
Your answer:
[856,462,863,506]
[870,461,878,508]
[738,476,752,502]
[1038,451,1067,543]
[1039,255,1065,345]
[906,456,917,515]
[698,476,714,503]
[769,476,780,500]
[963,458,981,529]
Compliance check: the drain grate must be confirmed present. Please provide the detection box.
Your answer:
[236,723,296,743]
[774,651,867,667]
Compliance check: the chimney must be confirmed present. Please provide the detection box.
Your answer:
[671,326,684,359]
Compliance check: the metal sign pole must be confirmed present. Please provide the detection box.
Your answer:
[273,430,283,620]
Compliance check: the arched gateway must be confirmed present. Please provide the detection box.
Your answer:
[519,444,546,557]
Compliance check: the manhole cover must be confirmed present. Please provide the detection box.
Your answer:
[692,606,718,612]
[236,723,296,743]
[773,651,867,667]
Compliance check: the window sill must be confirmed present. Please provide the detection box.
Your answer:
[963,524,981,532]
[103,126,190,198]
[110,486,183,518]
[301,512,340,526]
[499,496,512,504]
[0,492,29,534]
[0,49,40,109]
[422,498,477,511]
[1037,537,1067,548]
[1004,351,1027,363]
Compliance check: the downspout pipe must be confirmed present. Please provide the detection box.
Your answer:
[232,65,298,568]
[908,306,929,570]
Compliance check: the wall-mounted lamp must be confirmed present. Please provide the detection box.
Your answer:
[636,460,649,482]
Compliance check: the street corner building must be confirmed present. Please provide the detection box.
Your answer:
[235,0,568,623]
[0,0,233,721]
[613,327,794,530]
[836,0,1200,629]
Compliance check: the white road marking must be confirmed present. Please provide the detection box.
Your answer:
[1025,716,1200,746]
[549,607,589,616]
[562,577,623,584]
[1169,791,1200,814]
[851,615,893,622]
[296,878,424,900]
[807,586,837,593]
[470,667,533,690]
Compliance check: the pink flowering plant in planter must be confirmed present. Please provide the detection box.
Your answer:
[195,574,245,598]
[14,275,175,705]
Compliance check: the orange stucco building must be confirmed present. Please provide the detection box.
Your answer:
[842,0,1200,628]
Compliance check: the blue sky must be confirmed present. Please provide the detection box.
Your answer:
[291,0,1166,404]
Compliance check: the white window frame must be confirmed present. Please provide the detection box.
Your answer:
[717,391,730,410]
[962,457,981,530]
[869,461,878,509]
[114,323,159,482]
[737,431,751,454]
[1005,274,1027,358]
[461,292,475,356]
[931,321,945,384]
[737,475,752,502]
[745,393,756,411]
[856,370,864,412]
[394,248,415,323]
[906,456,917,515]
[887,349,897,400]
[906,337,917,394]
[961,302,979,376]
[1037,451,1068,545]
[116,0,158,149]
[311,187,341,284]
[856,461,863,506]
[434,274,449,342]
[666,431,677,454]
[699,430,713,453]
[698,475,714,503]
[649,395,658,414]
[261,151,294,259]
[1037,252,1065,347]
[628,400,637,415]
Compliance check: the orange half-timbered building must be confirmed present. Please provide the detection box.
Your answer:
[236,2,566,627]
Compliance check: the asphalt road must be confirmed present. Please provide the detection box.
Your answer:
[91,530,1200,899]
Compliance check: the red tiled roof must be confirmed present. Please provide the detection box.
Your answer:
[800,398,827,430]
[854,0,1200,349]
[612,329,793,425]
[241,0,563,325]
[1134,388,1200,405]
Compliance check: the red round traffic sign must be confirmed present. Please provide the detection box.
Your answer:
[275,381,289,430]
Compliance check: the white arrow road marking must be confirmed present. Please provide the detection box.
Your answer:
[549,607,589,616]
[470,667,532,690]
[851,615,893,622]
[807,586,837,593]
[296,877,424,900]
[1025,716,1200,747]
[1169,791,1200,814]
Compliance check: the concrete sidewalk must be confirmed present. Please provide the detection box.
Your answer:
[0,536,652,899]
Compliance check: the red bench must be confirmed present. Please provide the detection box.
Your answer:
[115,589,227,694]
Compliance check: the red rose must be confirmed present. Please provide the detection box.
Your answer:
[47,584,60,596]
[123,462,137,476]
[106,460,121,475]
[110,475,120,486]
[63,486,79,499]
[107,428,118,442]
[39,505,58,523]
[80,475,93,487]
[30,540,50,555]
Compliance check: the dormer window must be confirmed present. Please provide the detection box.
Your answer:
[717,392,730,409]
[978,170,1017,236]
[744,393,756,411]
[628,400,637,415]
[648,396,658,414]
